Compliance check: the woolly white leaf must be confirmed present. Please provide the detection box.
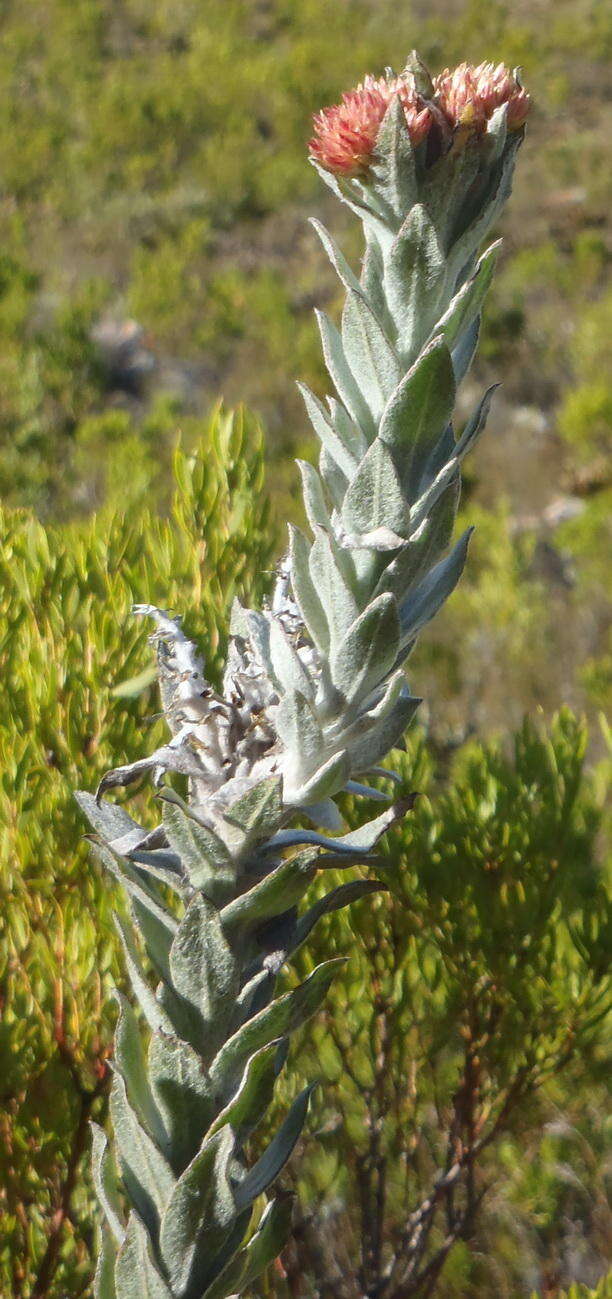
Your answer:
[288,523,329,654]
[91,1124,125,1247]
[399,527,473,642]
[315,309,375,439]
[385,204,446,359]
[167,894,239,1057]
[330,593,400,706]
[373,478,459,604]
[342,439,410,539]
[206,1041,285,1140]
[347,694,421,772]
[379,338,456,497]
[409,386,496,533]
[298,382,361,480]
[209,959,345,1094]
[370,96,418,220]
[113,912,174,1037]
[110,1074,175,1239]
[310,217,365,298]
[202,1196,293,1299]
[94,1226,117,1299]
[159,1126,237,1296]
[285,747,351,807]
[297,458,332,532]
[148,1032,215,1172]
[308,526,359,649]
[113,994,168,1151]
[341,290,401,423]
[434,240,501,351]
[114,1214,173,1299]
[452,312,480,383]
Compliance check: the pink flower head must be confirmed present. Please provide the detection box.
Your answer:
[309,74,436,179]
[434,62,531,133]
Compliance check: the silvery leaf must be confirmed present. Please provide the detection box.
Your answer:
[286,747,351,807]
[319,444,349,513]
[370,95,418,221]
[448,131,521,276]
[347,695,421,772]
[399,527,473,642]
[310,217,365,299]
[148,1031,215,1173]
[113,994,168,1151]
[206,1041,285,1141]
[288,523,329,654]
[308,526,359,649]
[202,1196,293,1299]
[167,893,239,1059]
[290,880,387,959]
[385,204,446,359]
[209,959,345,1095]
[275,689,324,769]
[267,799,411,856]
[360,229,392,331]
[315,309,375,439]
[297,458,332,532]
[409,386,496,532]
[94,1226,117,1299]
[75,790,145,849]
[220,849,319,933]
[114,1212,173,1299]
[113,912,174,1037]
[373,478,459,603]
[297,383,358,479]
[159,1126,237,1297]
[345,780,391,802]
[163,802,235,901]
[95,746,205,800]
[221,776,285,852]
[433,240,501,352]
[330,593,400,706]
[378,338,456,498]
[341,290,401,423]
[110,1074,175,1239]
[91,1124,125,1247]
[342,439,410,539]
[451,312,480,384]
[234,1085,315,1210]
[90,841,177,984]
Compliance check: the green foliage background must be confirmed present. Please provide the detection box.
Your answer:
[263,715,610,1297]
[0,408,273,1295]
[0,0,610,1296]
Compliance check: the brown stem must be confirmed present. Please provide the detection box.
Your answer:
[382,1066,530,1297]
[30,1047,108,1299]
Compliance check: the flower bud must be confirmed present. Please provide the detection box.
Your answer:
[434,61,531,133]
[309,73,436,179]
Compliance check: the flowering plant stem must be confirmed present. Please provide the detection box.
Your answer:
[78,53,529,1298]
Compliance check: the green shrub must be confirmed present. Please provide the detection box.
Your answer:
[0,405,273,1298]
[264,712,610,1298]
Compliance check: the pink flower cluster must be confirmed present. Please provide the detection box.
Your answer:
[434,61,531,133]
[309,61,530,179]
[309,74,437,179]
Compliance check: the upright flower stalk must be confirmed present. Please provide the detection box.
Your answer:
[79,53,529,1298]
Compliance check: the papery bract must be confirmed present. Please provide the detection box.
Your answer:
[309,74,435,178]
[434,60,531,132]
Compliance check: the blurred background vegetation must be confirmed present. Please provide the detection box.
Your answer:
[0,0,610,1296]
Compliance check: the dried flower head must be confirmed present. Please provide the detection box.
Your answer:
[309,73,435,178]
[434,61,531,132]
